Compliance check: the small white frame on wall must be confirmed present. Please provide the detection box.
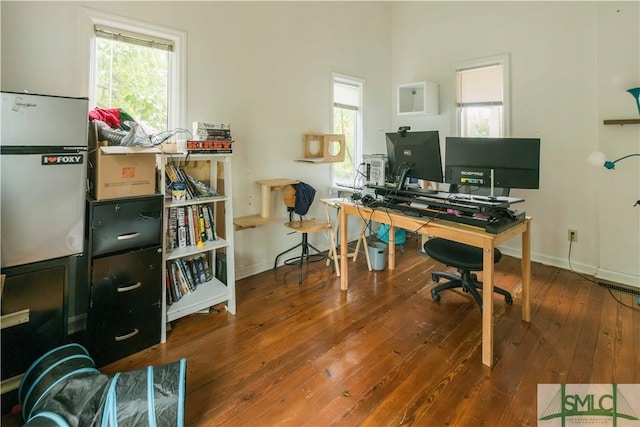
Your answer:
[397,81,439,116]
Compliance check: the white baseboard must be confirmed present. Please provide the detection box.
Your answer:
[499,247,639,288]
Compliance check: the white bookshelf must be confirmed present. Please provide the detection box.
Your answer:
[159,153,235,342]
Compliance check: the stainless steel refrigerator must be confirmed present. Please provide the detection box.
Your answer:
[1,92,89,267]
[1,92,89,412]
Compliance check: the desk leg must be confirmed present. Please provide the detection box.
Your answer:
[482,242,495,367]
[340,207,349,290]
[326,206,341,277]
[522,220,531,322]
[388,225,396,270]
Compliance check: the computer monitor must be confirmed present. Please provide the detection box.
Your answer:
[384,130,443,191]
[444,137,541,192]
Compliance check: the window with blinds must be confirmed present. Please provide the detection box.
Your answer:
[94,25,171,132]
[455,55,510,137]
[332,75,364,187]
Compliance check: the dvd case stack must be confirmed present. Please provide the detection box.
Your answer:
[186,122,233,153]
[166,254,213,304]
[167,205,217,251]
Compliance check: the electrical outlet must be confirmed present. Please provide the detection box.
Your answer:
[568,229,578,242]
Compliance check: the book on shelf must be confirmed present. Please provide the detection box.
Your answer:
[187,206,202,246]
[177,208,187,248]
[192,130,232,140]
[192,122,231,131]
[194,255,207,283]
[168,208,178,251]
[188,259,201,287]
[198,207,207,244]
[201,254,213,281]
[166,265,179,304]
[202,205,214,241]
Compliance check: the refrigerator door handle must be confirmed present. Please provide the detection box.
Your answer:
[116,232,141,241]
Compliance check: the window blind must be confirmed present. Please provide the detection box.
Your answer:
[334,82,360,110]
[94,25,174,52]
[456,64,503,106]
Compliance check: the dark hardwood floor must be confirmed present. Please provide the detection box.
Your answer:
[5,234,639,426]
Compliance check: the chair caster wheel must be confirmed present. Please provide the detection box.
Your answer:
[431,290,440,302]
[505,295,513,305]
[431,274,440,283]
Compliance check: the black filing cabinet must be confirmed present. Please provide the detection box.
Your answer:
[1,257,67,413]
[86,194,162,367]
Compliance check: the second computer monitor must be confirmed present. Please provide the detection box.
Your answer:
[445,136,540,190]
[385,130,443,190]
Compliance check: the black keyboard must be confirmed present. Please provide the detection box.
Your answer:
[367,184,519,209]
[362,197,524,234]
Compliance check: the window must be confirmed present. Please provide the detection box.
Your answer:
[94,26,171,131]
[86,9,186,133]
[455,54,510,137]
[332,74,363,187]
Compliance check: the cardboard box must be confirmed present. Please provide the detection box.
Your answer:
[90,145,161,200]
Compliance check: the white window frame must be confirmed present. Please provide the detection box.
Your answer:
[80,8,187,131]
[453,53,510,137]
[332,73,364,186]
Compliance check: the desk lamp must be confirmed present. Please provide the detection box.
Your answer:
[587,150,640,170]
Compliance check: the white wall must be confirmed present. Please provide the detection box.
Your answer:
[389,1,639,286]
[0,1,393,280]
[2,1,638,287]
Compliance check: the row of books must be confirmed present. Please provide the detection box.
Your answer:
[167,205,217,251]
[166,254,213,304]
[188,121,233,153]
[186,140,232,152]
[165,163,219,200]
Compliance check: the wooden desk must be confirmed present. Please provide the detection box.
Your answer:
[338,201,531,367]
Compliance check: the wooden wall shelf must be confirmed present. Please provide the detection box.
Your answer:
[603,119,640,125]
[234,178,298,230]
[295,134,345,163]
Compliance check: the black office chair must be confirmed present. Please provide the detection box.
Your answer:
[423,186,513,311]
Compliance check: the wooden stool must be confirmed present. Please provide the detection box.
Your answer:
[274,219,335,284]
[274,185,337,284]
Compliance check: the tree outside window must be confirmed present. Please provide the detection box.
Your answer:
[95,27,171,133]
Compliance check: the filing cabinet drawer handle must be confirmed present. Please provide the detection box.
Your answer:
[115,329,139,342]
[117,282,142,293]
[116,232,141,240]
